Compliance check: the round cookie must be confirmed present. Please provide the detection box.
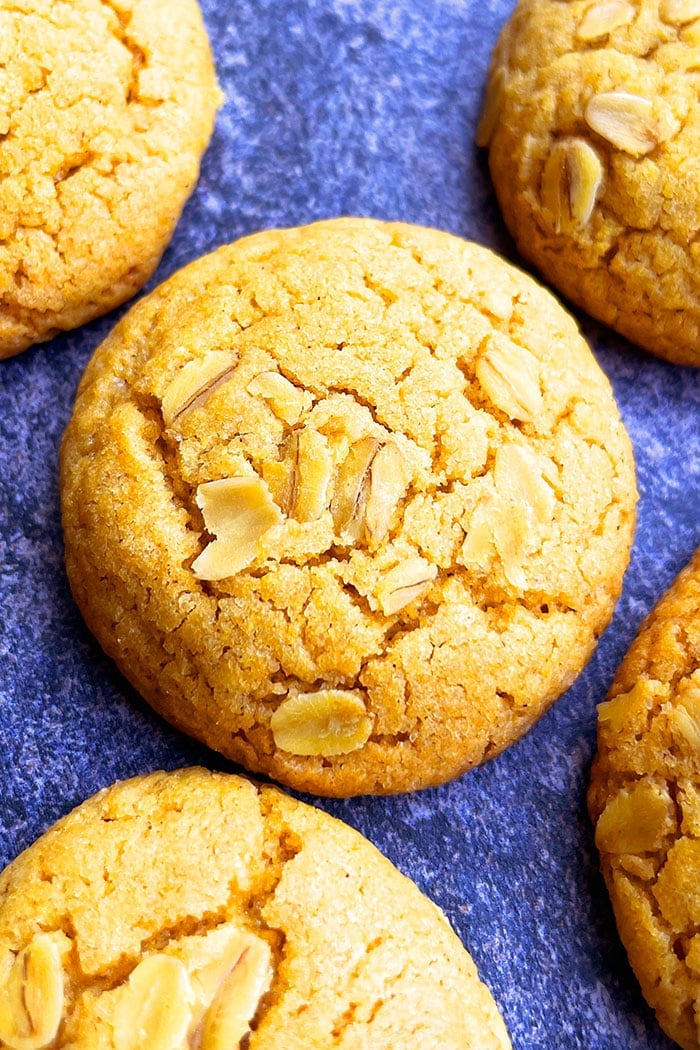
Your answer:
[477,0,700,367]
[0,767,511,1049]
[0,0,221,358]
[588,549,700,1049]
[60,217,638,797]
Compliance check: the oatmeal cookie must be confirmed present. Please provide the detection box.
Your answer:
[0,767,511,1049]
[478,0,700,366]
[589,549,700,1049]
[60,217,637,796]
[0,0,221,358]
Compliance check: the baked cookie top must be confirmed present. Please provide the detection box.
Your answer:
[0,767,511,1049]
[478,0,700,367]
[60,217,637,796]
[0,0,221,358]
[589,549,700,1049]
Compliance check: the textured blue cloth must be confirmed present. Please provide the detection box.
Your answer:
[0,2,698,1047]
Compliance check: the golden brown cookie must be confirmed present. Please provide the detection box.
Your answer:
[0,767,511,1049]
[60,217,637,796]
[477,0,700,367]
[589,549,700,1049]
[0,0,221,358]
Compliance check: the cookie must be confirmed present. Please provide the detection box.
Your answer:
[0,0,221,358]
[60,217,637,797]
[588,549,700,1049]
[0,767,511,1048]
[477,0,700,367]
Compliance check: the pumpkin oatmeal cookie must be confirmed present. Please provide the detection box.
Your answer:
[0,767,511,1049]
[0,0,221,358]
[477,0,700,366]
[589,549,700,1048]
[60,217,637,796]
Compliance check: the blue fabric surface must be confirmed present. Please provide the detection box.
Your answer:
[0,1,699,1046]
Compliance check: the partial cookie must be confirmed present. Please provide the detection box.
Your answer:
[478,0,700,367]
[60,217,637,796]
[589,549,700,1049]
[0,767,511,1049]
[0,0,221,358]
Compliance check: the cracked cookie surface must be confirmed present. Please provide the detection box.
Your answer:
[0,0,221,358]
[60,217,637,796]
[0,767,512,1049]
[589,549,700,1049]
[478,0,700,366]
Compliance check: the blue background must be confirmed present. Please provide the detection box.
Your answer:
[1,2,699,1046]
